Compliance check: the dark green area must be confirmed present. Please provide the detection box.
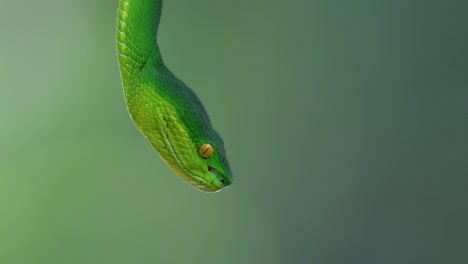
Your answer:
[1,0,466,263]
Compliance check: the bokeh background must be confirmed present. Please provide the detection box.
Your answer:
[1,0,467,263]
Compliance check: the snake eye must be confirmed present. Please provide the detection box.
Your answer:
[198,143,214,158]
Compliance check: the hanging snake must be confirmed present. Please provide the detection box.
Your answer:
[116,0,232,192]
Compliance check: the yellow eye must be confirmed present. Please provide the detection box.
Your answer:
[198,143,214,158]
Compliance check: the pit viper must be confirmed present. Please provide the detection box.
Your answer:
[116,0,232,192]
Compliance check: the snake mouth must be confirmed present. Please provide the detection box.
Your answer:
[188,166,229,193]
[173,167,221,192]
[190,175,221,193]
[166,158,228,192]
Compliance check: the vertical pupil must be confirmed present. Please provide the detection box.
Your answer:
[202,145,210,154]
[198,143,213,158]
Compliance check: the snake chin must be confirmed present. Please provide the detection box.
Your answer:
[166,158,229,192]
[188,166,231,193]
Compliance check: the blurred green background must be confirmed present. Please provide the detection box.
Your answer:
[1,0,467,263]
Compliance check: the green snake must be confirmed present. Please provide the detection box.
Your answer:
[116,0,232,192]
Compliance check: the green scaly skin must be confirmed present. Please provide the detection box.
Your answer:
[116,0,232,192]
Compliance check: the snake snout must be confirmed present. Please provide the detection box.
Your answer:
[208,166,232,188]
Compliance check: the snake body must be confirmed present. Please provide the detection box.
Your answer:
[116,0,232,192]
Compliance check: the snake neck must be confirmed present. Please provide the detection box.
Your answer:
[117,0,164,86]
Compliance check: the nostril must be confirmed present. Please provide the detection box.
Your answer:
[220,179,225,185]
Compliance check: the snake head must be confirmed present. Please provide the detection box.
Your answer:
[128,74,233,193]
[142,109,232,192]
[165,140,233,192]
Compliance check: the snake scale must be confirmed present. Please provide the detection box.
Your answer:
[116,0,232,192]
